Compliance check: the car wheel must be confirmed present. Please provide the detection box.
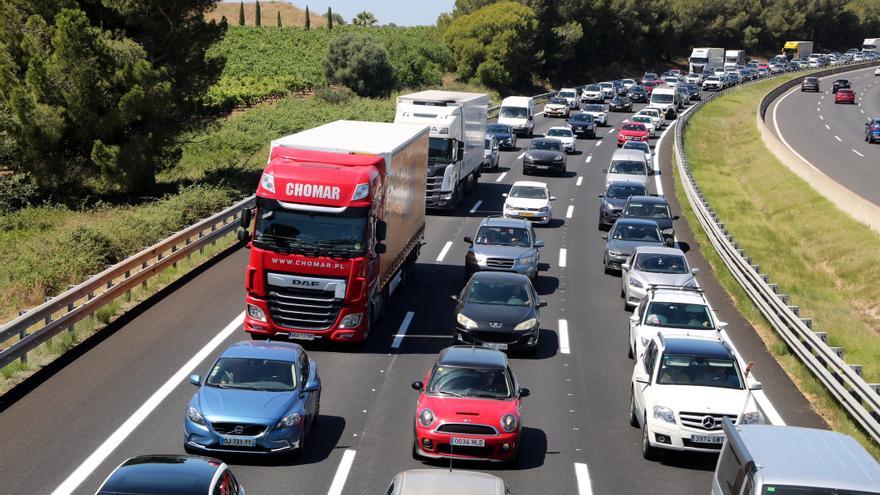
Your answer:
[628,339,634,359]
[641,417,660,460]
[629,390,639,427]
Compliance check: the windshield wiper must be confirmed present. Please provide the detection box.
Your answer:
[473,392,505,399]
[437,390,463,397]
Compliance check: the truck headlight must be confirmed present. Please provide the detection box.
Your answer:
[441,172,455,192]
[276,412,303,428]
[186,406,206,426]
[628,277,643,289]
[740,411,761,424]
[474,253,487,264]
[247,304,266,322]
[339,313,362,329]
[653,405,676,424]
[457,313,478,330]
[418,409,435,427]
[500,414,519,432]
[514,318,537,331]
[260,173,275,193]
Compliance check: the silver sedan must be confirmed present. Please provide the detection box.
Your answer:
[620,246,699,309]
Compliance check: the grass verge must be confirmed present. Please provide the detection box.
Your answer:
[677,77,880,457]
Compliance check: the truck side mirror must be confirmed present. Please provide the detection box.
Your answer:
[237,229,250,247]
[376,220,388,241]
[457,141,465,161]
[240,208,252,229]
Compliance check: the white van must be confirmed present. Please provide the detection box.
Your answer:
[498,96,535,137]
[649,87,678,119]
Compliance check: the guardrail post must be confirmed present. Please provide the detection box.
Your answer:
[171,245,178,270]
[199,231,205,255]
[142,261,149,290]
[17,308,28,364]
[211,223,217,247]
[788,305,800,317]
[849,364,863,377]
[813,331,827,342]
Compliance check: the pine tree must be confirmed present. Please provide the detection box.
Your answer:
[238,1,245,26]
[255,0,261,26]
[304,5,311,30]
[327,6,333,29]
[277,11,282,27]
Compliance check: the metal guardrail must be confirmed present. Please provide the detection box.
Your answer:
[673,62,880,444]
[0,195,256,370]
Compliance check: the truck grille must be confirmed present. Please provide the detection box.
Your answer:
[486,258,515,269]
[426,176,444,201]
[212,423,266,436]
[436,424,497,435]
[267,286,342,331]
[679,412,737,431]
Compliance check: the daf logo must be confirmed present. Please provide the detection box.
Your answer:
[232,425,244,435]
[290,279,320,288]
[489,322,503,328]
[701,416,716,429]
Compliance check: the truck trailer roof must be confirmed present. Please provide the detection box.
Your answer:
[271,120,428,156]
[396,90,489,105]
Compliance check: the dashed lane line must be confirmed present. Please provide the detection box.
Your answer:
[558,319,570,354]
[517,152,526,160]
[834,135,842,142]
[566,205,574,219]
[469,200,483,214]
[327,449,357,495]
[496,172,508,183]
[853,149,864,157]
[391,311,415,349]
[576,176,583,186]
[559,248,567,268]
[585,155,592,163]
[435,241,453,262]
[825,124,831,130]
[575,463,594,495]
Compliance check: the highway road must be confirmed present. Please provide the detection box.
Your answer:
[770,65,880,205]
[0,92,825,495]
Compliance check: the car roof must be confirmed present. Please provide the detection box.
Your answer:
[395,469,503,495]
[220,340,301,361]
[626,195,668,205]
[660,335,732,359]
[614,217,660,228]
[648,286,708,304]
[547,126,574,133]
[633,245,685,256]
[511,180,548,189]
[438,345,509,370]
[99,455,220,495]
[611,149,648,161]
[480,216,531,229]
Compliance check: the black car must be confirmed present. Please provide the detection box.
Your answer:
[452,271,545,352]
[628,86,649,103]
[523,138,566,176]
[609,95,633,112]
[685,83,702,101]
[486,123,517,150]
[832,78,850,93]
[801,77,820,92]
[620,195,678,246]
[568,112,596,138]
[96,455,244,495]
[598,181,649,230]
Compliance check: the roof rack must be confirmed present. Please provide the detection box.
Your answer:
[646,284,704,294]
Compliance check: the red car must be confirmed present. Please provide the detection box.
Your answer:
[642,80,658,94]
[411,346,529,465]
[835,88,855,104]
[617,121,650,146]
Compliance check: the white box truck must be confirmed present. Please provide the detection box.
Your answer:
[394,90,489,210]
[688,47,724,74]
[650,86,680,119]
[498,96,536,137]
[863,38,880,53]
[724,50,746,68]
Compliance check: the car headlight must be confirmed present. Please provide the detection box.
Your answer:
[653,405,676,424]
[247,303,266,322]
[418,408,435,427]
[661,228,674,235]
[276,412,303,428]
[186,406,206,426]
[517,255,536,266]
[500,414,519,432]
[553,155,564,161]
[608,250,623,257]
[524,156,534,164]
[740,411,761,425]
[474,252,487,264]
[514,318,537,331]
[539,206,549,212]
[628,277,643,289]
[339,313,362,329]
[457,313,478,330]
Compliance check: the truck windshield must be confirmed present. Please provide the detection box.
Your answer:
[652,93,674,103]
[690,57,708,64]
[254,198,368,256]
[428,137,454,164]
[500,107,528,119]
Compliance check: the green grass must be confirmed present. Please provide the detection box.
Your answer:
[678,77,880,457]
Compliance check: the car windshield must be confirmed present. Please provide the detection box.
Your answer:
[510,186,547,199]
[612,223,662,241]
[206,357,297,391]
[531,140,562,151]
[631,116,651,124]
[586,84,600,91]
[623,141,649,153]
[465,278,531,306]
[254,198,367,255]
[622,123,646,132]
[644,73,658,79]
[652,93,674,103]
[635,253,688,274]
[606,184,647,199]
[657,354,743,389]
[644,301,713,329]
[427,365,513,399]
[475,226,531,247]
[570,113,593,123]
[625,201,670,219]
[610,160,647,175]
[500,106,528,119]
[487,124,511,134]
[584,104,604,112]
[640,110,659,117]
[558,91,576,98]
[547,128,573,137]
[549,97,567,105]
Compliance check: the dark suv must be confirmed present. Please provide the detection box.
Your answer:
[832,78,850,93]
[801,77,820,92]
[620,195,678,246]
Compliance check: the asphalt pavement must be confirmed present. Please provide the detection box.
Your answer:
[0,91,824,495]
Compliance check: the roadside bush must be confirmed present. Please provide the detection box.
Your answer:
[324,32,395,97]
[315,86,355,105]
[0,173,40,213]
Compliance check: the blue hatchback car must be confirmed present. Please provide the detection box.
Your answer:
[184,341,321,456]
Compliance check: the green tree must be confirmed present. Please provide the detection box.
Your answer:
[0,0,226,194]
[331,12,346,25]
[277,10,281,27]
[443,1,538,90]
[353,11,378,27]
[327,6,333,29]
[305,5,311,30]
[238,0,245,25]
[255,0,261,26]
[324,32,395,97]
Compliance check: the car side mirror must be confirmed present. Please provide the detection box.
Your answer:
[502,192,508,197]
[621,263,630,271]
[549,196,556,201]
[601,233,608,240]
[303,379,321,393]
[376,220,388,241]
[375,243,387,254]
[463,236,474,244]
[691,268,700,275]
[539,300,548,308]
[189,374,201,386]
[597,194,604,198]
[717,321,728,330]
[635,373,650,384]
[240,208,252,229]
[534,240,545,248]
[450,294,459,302]
[411,381,424,391]
[519,387,531,398]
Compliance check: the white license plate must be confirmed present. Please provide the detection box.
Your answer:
[288,332,315,341]
[536,165,549,169]
[220,436,256,447]
[691,434,724,444]
[519,212,534,217]
[482,342,508,350]
[450,437,486,447]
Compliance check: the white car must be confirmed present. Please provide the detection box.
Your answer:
[685,73,703,85]
[544,96,570,118]
[581,104,608,126]
[713,67,727,77]
[636,107,665,129]
[598,81,615,99]
[621,78,637,90]
[662,76,680,88]
[702,76,723,91]
[581,84,604,103]
[629,115,656,137]
[605,149,650,189]
[621,140,653,163]
[546,126,577,153]
[628,285,726,360]
[621,246,697,309]
[875,66,880,76]
[502,181,555,225]
[557,88,580,110]
[630,333,762,460]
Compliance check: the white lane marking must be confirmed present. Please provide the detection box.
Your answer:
[585,155,592,163]
[834,135,842,142]
[496,172,507,183]
[558,319,570,354]
[853,149,864,157]
[566,205,574,219]
[559,248,567,268]
[575,462,594,495]
[819,115,824,120]
[51,313,245,495]
[816,108,820,112]
[469,200,483,213]
[608,129,616,135]
[820,95,824,99]
[517,152,525,160]
[327,449,357,495]
[595,140,602,147]
[391,311,415,349]
[435,241,453,262]
[535,111,544,116]
[576,176,583,186]
[825,124,831,130]
[861,109,866,114]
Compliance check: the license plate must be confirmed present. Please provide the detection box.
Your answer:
[288,332,315,341]
[220,436,256,447]
[536,165,549,169]
[450,437,485,447]
[691,434,724,444]
[482,342,508,350]
[519,212,534,217]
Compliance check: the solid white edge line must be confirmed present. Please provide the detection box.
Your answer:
[327,449,357,495]
[574,462,593,495]
[576,176,583,186]
[585,155,592,163]
[752,390,786,426]
[558,319,570,354]
[496,172,508,183]
[558,248,567,268]
[819,115,824,120]
[565,205,574,219]
[469,200,483,214]
[435,241,453,262]
[391,311,415,349]
[51,312,245,495]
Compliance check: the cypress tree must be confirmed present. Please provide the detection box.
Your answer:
[328,6,333,30]
[255,0,261,26]
[238,1,245,26]
[277,11,282,27]
[304,5,310,30]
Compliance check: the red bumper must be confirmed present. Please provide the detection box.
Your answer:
[414,426,520,462]
[244,295,369,343]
